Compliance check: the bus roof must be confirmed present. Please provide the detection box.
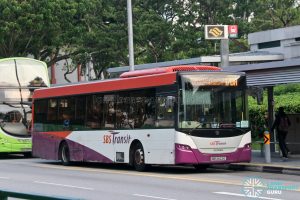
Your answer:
[33,72,177,99]
[0,57,46,65]
[33,65,220,99]
[120,65,220,78]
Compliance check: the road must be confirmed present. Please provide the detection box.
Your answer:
[0,154,299,200]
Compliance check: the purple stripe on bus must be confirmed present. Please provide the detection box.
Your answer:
[32,132,112,163]
[175,143,251,164]
[67,139,113,163]
[32,132,60,160]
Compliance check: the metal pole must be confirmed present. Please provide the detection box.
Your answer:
[220,39,229,67]
[127,0,135,71]
[267,86,275,152]
[264,130,271,163]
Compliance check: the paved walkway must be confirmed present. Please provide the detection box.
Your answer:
[227,151,300,175]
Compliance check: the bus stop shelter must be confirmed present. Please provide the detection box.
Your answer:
[225,58,300,152]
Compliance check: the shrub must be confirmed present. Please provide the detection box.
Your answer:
[248,84,300,141]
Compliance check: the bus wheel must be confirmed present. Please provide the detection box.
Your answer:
[133,143,146,171]
[193,164,209,171]
[60,142,71,166]
[23,152,32,158]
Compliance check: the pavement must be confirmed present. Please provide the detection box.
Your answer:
[214,150,300,176]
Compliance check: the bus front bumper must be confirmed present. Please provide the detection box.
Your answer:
[175,143,251,164]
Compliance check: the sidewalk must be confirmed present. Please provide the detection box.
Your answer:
[213,151,300,175]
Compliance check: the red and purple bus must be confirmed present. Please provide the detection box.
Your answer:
[32,66,251,171]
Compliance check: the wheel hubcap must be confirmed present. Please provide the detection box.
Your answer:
[62,146,68,162]
[135,149,144,165]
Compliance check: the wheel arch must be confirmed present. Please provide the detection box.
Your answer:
[129,139,142,166]
[58,140,68,160]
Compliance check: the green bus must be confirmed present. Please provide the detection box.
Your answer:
[0,57,50,156]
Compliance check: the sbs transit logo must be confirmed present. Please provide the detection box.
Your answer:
[103,131,131,144]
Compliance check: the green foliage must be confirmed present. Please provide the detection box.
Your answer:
[248,94,268,141]
[0,0,299,81]
[249,84,300,140]
[274,83,300,95]
[251,0,300,30]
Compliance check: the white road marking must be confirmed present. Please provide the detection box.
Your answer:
[133,194,176,200]
[214,192,283,200]
[0,177,10,179]
[34,181,94,190]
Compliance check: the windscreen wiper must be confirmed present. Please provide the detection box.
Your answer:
[14,59,28,129]
[187,123,202,135]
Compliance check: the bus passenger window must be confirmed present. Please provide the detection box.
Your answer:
[156,96,175,128]
[47,99,58,121]
[34,99,47,124]
[58,98,75,131]
[103,95,115,129]
[86,95,103,129]
[116,94,133,129]
[142,97,156,128]
[129,90,156,129]
[73,96,86,130]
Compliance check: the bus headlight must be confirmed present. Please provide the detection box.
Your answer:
[176,144,192,151]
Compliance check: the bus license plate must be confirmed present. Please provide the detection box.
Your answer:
[211,156,226,161]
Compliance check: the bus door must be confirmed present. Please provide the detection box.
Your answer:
[147,86,176,164]
[93,94,116,162]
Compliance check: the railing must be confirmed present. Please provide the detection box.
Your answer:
[0,189,82,200]
[253,141,300,156]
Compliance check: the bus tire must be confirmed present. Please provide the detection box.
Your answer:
[132,143,146,171]
[23,152,32,158]
[59,142,71,166]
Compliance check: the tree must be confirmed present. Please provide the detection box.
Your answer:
[1,0,299,82]
[75,0,129,79]
[250,0,300,30]
[133,0,174,63]
[0,1,103,69]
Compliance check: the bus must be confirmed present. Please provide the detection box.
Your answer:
[32,65,251,171]
[0,57,50,156]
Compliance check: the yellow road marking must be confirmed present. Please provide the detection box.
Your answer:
[29,162,243,186]
[234,163,300,170]
[6,161,300,192]
[26,163,282,188]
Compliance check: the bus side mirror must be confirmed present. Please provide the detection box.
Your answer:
[248,86,264,105]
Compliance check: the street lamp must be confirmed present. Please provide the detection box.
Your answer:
[127,0,135,71]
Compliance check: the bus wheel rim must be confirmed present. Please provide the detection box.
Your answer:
[62,146,68,162]
[135,149,144,165]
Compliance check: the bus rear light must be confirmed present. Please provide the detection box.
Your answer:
[244,143,251,149]
[176,144,192,151]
